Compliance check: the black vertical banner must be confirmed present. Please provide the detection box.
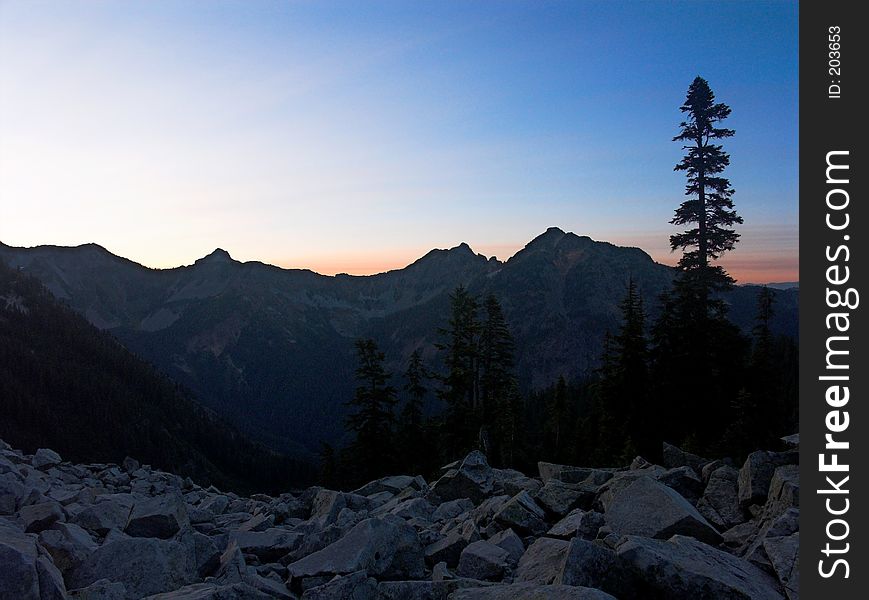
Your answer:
[800,1,867,597]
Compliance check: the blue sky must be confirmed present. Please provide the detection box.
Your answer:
[0,0,798,281]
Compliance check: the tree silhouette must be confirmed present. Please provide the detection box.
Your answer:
[671,76,743,318]
[345,338,397,483]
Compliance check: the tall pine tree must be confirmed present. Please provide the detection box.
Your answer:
[345,338,397,484]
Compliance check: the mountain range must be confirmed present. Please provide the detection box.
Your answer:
[0,228,798,459]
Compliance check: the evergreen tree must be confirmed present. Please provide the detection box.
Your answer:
[345,338,397,484]
[397,350,439,476]
[479,294,520,465]
[436,286,481,458]
[671,75,743,316]
[544,375,569,462]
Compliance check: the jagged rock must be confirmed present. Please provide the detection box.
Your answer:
[0,520,68,600]
[33,448,63,469]
[310,490,347,526]
[425,520,480,567]
[68,536,196,599]
[0,471,25,514]
[538,462,614,486]
[534,480,595,517]
[492,491,547,536]
[199,494,231,517]
[390,497,435,521]
[69,578,127,599]
[616,534,785,600]
[764,533,799,600]
[214,541,292,599]
[287,515,424,585]
[431,452,495,503]
[299,570,377,599]
[20,500,65,533]
[457,540,510,581]
[450,582,617,599]
[432,498,473,523]
[781,433,799,448]
[471,495,510,524]
[73,494,136,536]
[144,582,273,599]
[768,465,799,512]
[494,469,543,496]
[353,475,424,497]
[547,509,604,540]
[557,538,637,598]
[604,476,721,544]
[738,450,798,508]
[230,528,303,563]
[38,522,98,572]
[515,537,569,584]
[126,492,189,539]
[121,457,140,474]
[696,465,745,531]
[658,466,703,503]
[184,531,221,578]
[661,442,706,473]
[487,528,524,565]
[238,513,275,532]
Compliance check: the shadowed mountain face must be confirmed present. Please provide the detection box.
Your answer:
[0,228,797,457]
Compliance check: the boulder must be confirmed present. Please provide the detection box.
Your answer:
[764,533,799,600]
[450,583,617,599]
[492,491,547,536]
[300,570,377,600]
[0,471,25,514]
[376,579,494,599]
[487,528,524,565]
[143,582,273,599]
[33,448,63,469]
[432,498,474,523]
[230,528,303,563]
[126,492,189,539]
[604,476,721,544]
[353,475,423,497]
[20,500,65,533]
[67,536,197,599]
[287,516,424,584]
[457,540,510,581]
[0,520,68,600]
[534,480,595,517]
[557,538,637,598]
[69,578,127,599]
[616,534,785,600]
[661,442,706,473]
[424,521,480,567]
[38,522,98,572]
[538,462,614,486]
[696,465,745,531]
[657,466,703,504]
[430,452,495,504]
[390,497,435,521]
[738,450,798,508]
[73,494,136,536]
[547,509,604,540]
[515,537,570,584]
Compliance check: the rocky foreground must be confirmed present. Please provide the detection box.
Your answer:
[1,437,799,600]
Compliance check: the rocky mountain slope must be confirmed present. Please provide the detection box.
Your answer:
[0,229,798,455]
[0,260,314,493]
[0,436,799,599]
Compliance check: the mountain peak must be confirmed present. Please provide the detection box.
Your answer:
[195,248,235,265]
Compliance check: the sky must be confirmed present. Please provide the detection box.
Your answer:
[0,0,798,282]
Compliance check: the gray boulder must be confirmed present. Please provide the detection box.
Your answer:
[20,500,65,533]
[0,520,68,600]
[538,462,614,486]
[38,522,98,572]
[230,528,303,563]
[376,579,494,599]
[696,465,745,531]
[764,533,799,600]
[450,582,617,599]
[126,492,189,539]
[300,570,377,600]
[604,476,721,544]
[534,480,595,517]
[67,536,197,599]
[661,442,706,473]
[33,448,63,470]
[492,491,547,536]
[287,516,424,584]
[457,540,510,581]
[432,498,474,523]
[738,451,798,508]
[430,452,495,504]
[73,494,136,536]
[616,534,785,600]
[547,509,604,540]
[69,578,127,599]
[557,538,637,598]
[424,520,480,567]
[515,537,570,584]
[487,528,524,565]
[143,582,273,599]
